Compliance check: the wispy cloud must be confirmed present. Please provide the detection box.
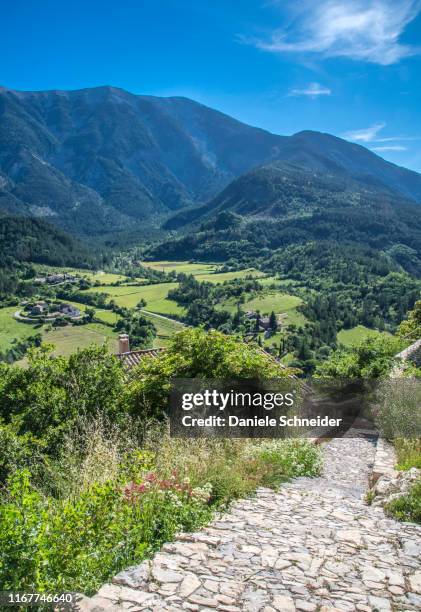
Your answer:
[371,145,408,151]
[288,82,332,97]
[343,123,386,142]
[373,136,420,142]
[253,1,421,65]
[342,123,418,152]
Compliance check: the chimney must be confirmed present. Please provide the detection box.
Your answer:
[118,333,130,354]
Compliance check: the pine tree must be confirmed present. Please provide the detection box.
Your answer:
[269,311,278,331]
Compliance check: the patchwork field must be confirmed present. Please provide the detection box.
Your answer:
[33,265,145,285]
[142,261,264,284]
[337,325,391,347]
[86,283,184,315]
[140,310,185,347]
[0,307,39,351]
[218,291,306,327]
[142,261,217,275]
[42,323,118,357]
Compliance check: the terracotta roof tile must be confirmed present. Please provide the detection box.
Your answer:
[117,348,165,370]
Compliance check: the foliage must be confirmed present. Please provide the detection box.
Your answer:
[0,415,321,594]
[0,424,46,484]
[397,300,421,341]
[0,467,212,594]
[0,345,126,456]
[0,215,97,269]
[375,378,421,439]
[385,480,421,524]
[394,439,421,470]
[127,328,293,420]
[315,335,404,379]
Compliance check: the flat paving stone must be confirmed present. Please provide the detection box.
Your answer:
[86,434,421,611]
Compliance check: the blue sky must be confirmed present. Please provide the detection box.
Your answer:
[2,0,421,171]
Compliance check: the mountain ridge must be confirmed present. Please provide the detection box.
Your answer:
[0,85,420,239]
[0,85,285,235]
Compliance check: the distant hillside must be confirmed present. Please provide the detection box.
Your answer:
[152,162,421,271]
[1,86,421,239]
[0,215,96,268]
[0,86,285,235]
[275,130,421,203]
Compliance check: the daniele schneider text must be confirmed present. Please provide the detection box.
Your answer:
[180,389,342,429]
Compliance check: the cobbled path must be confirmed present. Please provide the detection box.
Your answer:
[86,436,421,611]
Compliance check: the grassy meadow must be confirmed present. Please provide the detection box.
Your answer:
[86,283,184,315]
[142,261,264,284]
[218,291,306,327]
[139,310,185,347]
[33,265,146,285]
[42,324,118,357]
[0,307,40,351]
[337,325,391,347]
[141,261,217,275]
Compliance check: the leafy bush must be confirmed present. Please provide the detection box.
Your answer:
[315,335,404,379]
[397,300,421,341]
[0,425,322,594]
[0,467,212,594]
[0,345,126,459]
[127,327,292,420]
[250,439,323,487]
[0,424,46,483]
[385,480,421,524]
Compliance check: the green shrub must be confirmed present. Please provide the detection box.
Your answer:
[251,439,323,487]
[385,480,421,524]
[0,468,212,594]
[394,439,421,470]
[127,328,293,420]
[0,424,46,484]
[315,335,404,379]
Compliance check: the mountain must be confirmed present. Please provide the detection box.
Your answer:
[2,85,421,239]
[151,161,421,268]
[0,214,96,268]
[273,130,421,203]
[0,86,285,235]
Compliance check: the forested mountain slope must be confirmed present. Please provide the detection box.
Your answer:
[1,85,421,239]
[153,162,421,269]
[0,215,96,268]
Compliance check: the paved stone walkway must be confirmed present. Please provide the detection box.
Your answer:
[85,436,421,611]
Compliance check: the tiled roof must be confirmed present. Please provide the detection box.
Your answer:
[117,348,165,370]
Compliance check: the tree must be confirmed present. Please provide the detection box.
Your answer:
[85,307,95,322]
[269,311,278,332]
[315,336,404,379]
[397,301,421,342]
[127,328,293,420]
[0,345,126,453]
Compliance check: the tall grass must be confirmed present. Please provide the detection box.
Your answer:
[0,418,322,594]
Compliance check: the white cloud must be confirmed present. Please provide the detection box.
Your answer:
[373,136,420,142]
[371,145,408,151]
[254,0,421,65]
[342,123,417,150]
[288,82,332,97]
[343,122,386,142]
